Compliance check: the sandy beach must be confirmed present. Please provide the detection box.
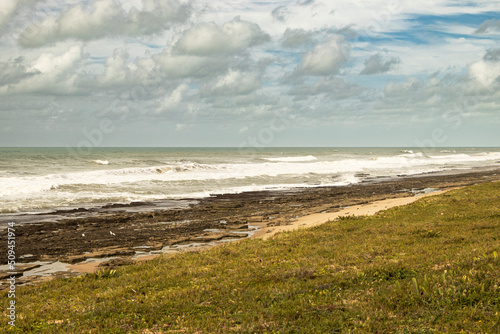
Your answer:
[254,188,457,240]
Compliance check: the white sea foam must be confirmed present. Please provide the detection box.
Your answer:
[1,149,500,213]
[261,155,318,162]
[92,160,109,165]
[2,152,500,198]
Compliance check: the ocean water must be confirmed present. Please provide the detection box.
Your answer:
[1,147,500,214]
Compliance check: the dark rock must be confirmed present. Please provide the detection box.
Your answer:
[98,258,134,267]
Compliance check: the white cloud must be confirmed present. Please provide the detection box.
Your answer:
[175,22,229,55]
[298,35,349,76]
[360,53,400,75]
[467,46,500,88]
[175,17,270,56]
[475,19,500,34]
[372,37,493,76]
[202,69,261,96]
[153,52,224,78]
[374,60,500,122]
[156,84,189,114]
[18,0,191,47]
[271,6,289,22]
[30,45,82,73]
[288,77,363,100]
[0,0,21,33]
[483,48,500,62]
[0,45,83,95]
[99,48,133,86]
[0,57,39,86]
[206,92,280,114]
[0,0,39,35]
[469,60,500,87]
[175,123,194,131]
[238,126,249,133]
[198,0,500,40]
[281,28,315,48]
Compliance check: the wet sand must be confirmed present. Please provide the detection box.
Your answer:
[1,167,500,288]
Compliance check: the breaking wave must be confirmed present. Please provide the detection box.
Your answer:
[262,155,318,162]
[2,149,500,213]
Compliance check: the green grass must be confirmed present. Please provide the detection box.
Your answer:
[2,182,500,333]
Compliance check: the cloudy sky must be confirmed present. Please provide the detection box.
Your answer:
[0,0,499,147]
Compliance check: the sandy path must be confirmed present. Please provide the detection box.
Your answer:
[257,189,453,240]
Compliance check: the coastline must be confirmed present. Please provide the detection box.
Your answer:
[253,188,459,240]
[1,167,500,288]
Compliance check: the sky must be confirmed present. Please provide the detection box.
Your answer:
[0,0,499,147]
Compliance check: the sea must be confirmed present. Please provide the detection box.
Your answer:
[1,147,500,215]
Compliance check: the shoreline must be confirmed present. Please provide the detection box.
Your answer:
[1,167,500,288]
[2,164,500,228]
[44,189,456,277]
[253,187,459,240]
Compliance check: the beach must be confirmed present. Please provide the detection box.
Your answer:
[3,171,500,332]
[2,166,500,288]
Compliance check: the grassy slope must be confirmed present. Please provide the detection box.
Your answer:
[2,182,500,333]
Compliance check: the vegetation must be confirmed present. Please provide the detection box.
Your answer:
[2,182,499,333]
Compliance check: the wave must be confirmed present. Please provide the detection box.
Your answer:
[0,162,228,198]
[154,163,223,173]
[262,155,317,162]
[3,152,500,197]
[2,151,500,213]
[0,175,363,214]
[92,160,109,165]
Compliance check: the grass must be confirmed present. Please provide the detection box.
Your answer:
[2,182,500,333]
